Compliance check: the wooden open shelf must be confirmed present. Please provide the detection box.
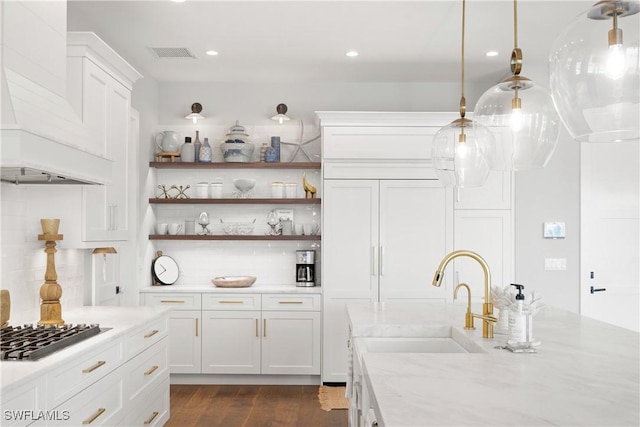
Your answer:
[150,162,320,170]
[149,197,321,205]
[149,234,321,241]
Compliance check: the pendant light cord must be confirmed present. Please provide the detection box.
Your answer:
[459,0,466,119]
[513,0,518,49]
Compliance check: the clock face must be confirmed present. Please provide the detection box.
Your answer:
[153,255,179,285]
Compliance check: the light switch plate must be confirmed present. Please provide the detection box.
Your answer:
[545,258,567,271]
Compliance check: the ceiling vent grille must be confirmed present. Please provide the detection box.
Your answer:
[150,47,196,59]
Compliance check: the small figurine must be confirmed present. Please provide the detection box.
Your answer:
[157,184,171,199]
[172,184,191,199]
[302,172,317,199]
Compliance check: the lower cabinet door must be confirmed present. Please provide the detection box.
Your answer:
[168,310,201,374]
[261,311,321,375]
[201,311,261,374]
[124,377,170,427]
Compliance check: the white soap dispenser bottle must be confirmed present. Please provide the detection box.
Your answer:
[507,284,529,350]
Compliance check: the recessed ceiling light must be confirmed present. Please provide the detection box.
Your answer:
[485,51,499,57]
[205,50,219,56]
[346,50,359,57]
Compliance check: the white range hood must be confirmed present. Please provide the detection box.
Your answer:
[0,67,112,185]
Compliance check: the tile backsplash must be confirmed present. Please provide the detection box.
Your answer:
[1,183,86,325]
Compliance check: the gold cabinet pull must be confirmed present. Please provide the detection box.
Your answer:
[263,319,267,337]
[82,360,106,373]
[144,411,159,425]
[255,318,259,337]
[160,299,184,303]
[278,301,303,304]
[195,318,199,337]
[219,300,243,304]
[144,329,159,338]
[82,408,106,424]
[144,365,159,376]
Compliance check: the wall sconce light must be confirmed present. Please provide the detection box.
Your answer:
[185,102,205,124]
[271,103,291,124]
[92,247,117,281]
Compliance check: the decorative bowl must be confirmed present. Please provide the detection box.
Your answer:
[212,276,257,288]
[220,141,254,163]
[233,178,256,193]
[220,218,256,235]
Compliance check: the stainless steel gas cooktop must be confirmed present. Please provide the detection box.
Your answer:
[0,324,106,361]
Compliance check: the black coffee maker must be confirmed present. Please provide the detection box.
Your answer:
[296,250,315,287]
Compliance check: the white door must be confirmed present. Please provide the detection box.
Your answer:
[581,142,639,331]
[261,311,320,375]
[168,310,201,374]
[378,180,452,303]
[201,311,261,374]
[322,179,379,383]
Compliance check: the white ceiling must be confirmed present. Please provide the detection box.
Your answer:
[67,0,594,86]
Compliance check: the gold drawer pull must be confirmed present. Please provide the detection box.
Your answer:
[278,301,303,304]
[195,318,199,337]
[160,299,185,303]
[255,318,259,337]
[82,408,106,424]
[82,360,106,373]
[144,329,159,338]
[219,301,244,304]
[263,319,267,337]
[144,411,159,425]
[144,365,159,376]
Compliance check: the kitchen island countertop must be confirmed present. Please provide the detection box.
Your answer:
[348,302,640,426]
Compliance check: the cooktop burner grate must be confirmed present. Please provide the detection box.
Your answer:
[0,324,104,361]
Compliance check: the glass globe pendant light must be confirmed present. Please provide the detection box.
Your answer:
[432,0,492,188]
[473,0,561,171]
[549,1,639,143]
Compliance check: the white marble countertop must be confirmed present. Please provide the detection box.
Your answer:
[0,306,171,394]
[140,283,322,294]
[348,302,640,426]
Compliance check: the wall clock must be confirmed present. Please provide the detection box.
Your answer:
[151,251,179,285]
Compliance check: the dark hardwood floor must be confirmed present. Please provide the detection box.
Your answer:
[166,385,348,427]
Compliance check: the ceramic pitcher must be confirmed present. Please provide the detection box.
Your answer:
[155,131,180,152]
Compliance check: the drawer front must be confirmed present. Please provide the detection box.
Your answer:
[143,293,201,310]
[0,379,45,427]
[125,377,170,427]
[202,293,261,311]
[48,339,124,408]
[262,294,321,311]
[125,338,168,404]
[126,315,169,359]
[48,367,125,426]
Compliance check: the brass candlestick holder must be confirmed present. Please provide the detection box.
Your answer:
[38,219,64,325]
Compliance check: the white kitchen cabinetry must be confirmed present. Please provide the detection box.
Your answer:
[142,291,321,378]
[67,32,142,242]
[142,293,202,374]
[322,179,452,383]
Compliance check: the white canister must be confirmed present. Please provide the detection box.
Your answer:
[271,182,284,198]
[195,182,209,198]
[210,182,223,198]
[284,182,297,198]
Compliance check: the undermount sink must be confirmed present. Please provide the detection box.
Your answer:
[354,328,487,355]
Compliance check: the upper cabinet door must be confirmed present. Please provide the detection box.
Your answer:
[82,59,110,157]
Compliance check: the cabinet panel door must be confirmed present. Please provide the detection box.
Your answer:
[201,311,260,374]
[82,58,109,156]
[454,171,513,210]
[168,311,201,374]
[261,311,320,375]
[322,180,379,383]
[454,210,513,302]
[323,180,379,300]
[379,180,452,303]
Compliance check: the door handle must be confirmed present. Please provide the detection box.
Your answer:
[590,286,607,294]
[371,246,378,277]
